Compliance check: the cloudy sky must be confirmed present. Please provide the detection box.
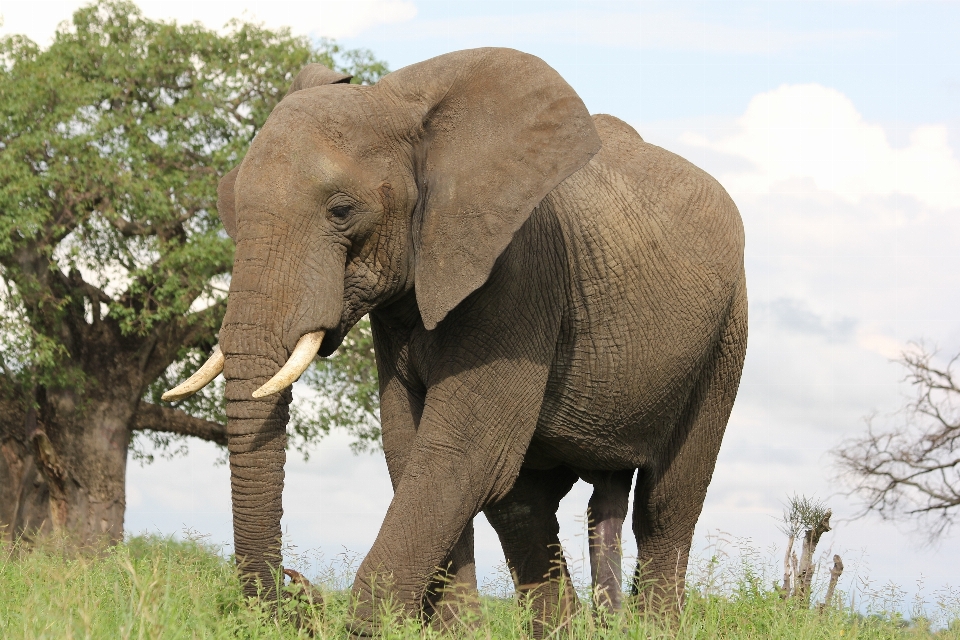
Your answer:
[4,0,960,610]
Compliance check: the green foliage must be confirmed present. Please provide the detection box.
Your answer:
[1,534,958,639]
[781,494,831,537]
[315,38,390,86]
[0,0,387,454]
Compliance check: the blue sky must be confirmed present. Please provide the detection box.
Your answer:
[4,0,960,616]
[339,1,960,127]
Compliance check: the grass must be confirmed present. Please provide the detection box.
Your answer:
[1,534,958,639]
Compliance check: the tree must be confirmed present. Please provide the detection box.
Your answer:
[0,0,386,545]
[834,345,960,540]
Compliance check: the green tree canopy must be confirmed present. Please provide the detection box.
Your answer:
[0,0,385,543]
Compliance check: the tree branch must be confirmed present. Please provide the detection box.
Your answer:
[833,343,960,540]
[107,210,198,238]
[132,401,226,445]
[140,300,227,383]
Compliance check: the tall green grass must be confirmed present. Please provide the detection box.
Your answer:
[0,534,957,639]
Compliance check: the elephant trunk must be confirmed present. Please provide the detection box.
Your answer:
[217,209,345,599]
[226,348,291,600]
[223,325,292,600]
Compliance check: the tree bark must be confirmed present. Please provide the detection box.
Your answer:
[819,555,844,611]
[0,396,122,544]
[780,533,795,598]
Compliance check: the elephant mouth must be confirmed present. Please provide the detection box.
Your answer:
[318,326,346,359]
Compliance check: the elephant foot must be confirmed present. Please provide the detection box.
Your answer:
[518,579,580,639]
[345,573,410,638]
[425,579,481,633]
[423,537,481,633]
[282,568,324,635]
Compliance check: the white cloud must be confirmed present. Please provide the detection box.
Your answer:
[393,10,876,54]
[0,0,416,45]
[855,328,906,360]
[680,84,960,210]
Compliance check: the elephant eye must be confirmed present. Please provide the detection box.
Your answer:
[329,203,353,220]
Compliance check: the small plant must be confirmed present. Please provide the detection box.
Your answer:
[779,494,841,607]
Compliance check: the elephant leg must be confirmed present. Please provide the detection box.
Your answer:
[348,224,563,635]
[422,520,479,630]
[485,465,580,639]
[586,468,634,615]
[631,283,748,613]
[347,369,552,634]
[373,321,481,628]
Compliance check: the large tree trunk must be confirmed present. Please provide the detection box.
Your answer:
[0,391,129,544]
[0,382,227,545]
[0,394,28,540]
[1,237,229,546]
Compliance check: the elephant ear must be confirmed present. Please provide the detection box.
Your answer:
[217,166,240,240]
[217,65,352,240]
[380,48,601,330]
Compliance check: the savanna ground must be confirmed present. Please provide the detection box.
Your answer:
[1,533,959,639]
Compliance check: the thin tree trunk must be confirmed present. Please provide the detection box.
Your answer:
[819,555,844,611]
[780,533,795,598]
[795,510,832,606]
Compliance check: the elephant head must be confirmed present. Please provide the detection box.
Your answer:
[163,48,600,599]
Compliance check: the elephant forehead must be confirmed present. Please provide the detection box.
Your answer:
[244,111,334,171]
[266,90,376,155]
[244,108,379,186]
[237,148,351,211]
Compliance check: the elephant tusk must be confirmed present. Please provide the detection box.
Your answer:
[252,331,325,399]
[161,345,224,402]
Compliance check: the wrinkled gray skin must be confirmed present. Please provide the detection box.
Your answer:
[212,49,747,635]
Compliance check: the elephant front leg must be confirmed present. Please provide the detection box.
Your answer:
[375,331,480,629]
[347,363,552,635]
[586,469,634,615]
[346,443,509,636]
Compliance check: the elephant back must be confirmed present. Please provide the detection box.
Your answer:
[532,114,745,461]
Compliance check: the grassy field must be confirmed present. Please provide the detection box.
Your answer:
[0,534,957,639]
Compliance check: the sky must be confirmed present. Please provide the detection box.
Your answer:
[3,0,960,616]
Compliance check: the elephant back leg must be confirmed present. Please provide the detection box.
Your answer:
[584,468,635,615]
[422,522,479,630]
[631,280,748,613]
[484,465,580,638]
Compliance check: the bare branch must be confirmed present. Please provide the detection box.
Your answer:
[833,343,960,540]
[132,401,226,445]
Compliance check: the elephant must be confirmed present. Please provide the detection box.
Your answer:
[163,48,747,635]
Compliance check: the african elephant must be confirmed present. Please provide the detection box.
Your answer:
[164,48,747,634]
